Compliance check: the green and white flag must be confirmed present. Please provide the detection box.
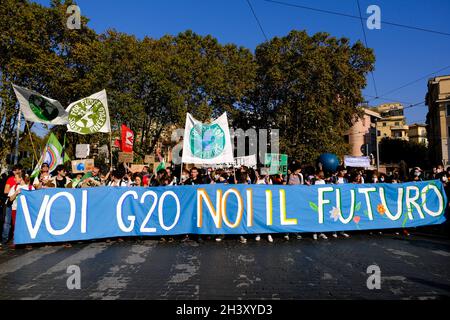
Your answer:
[12,84,68,125]
[31,133,70,178]
[66,89,111,135]
[181,112,234,164]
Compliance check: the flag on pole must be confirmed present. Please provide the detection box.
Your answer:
[113,139,121,149]
[61,133,67,159]
[12,84,68,125]
[66,89,111,135]
[181,112,234,164]
[121,124,134,153]
[31,133,70,178]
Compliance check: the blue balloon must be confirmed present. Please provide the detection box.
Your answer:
[318,153,340,172]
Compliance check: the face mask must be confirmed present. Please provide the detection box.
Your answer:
[380,177,384,182]
[442,176,448,183]
[414,171,420,176]
[373,178,378,183]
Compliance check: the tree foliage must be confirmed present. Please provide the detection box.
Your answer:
[1,1,375,167]
[251,31,375,162]
[379,138,429,168]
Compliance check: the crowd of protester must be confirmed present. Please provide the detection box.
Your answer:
[1,161,449,249]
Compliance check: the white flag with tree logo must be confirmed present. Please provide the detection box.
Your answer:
[66,89,111,135]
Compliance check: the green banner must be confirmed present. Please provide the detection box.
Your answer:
[264,153,288,175]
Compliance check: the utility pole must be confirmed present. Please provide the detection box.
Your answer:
[375,125,380,172]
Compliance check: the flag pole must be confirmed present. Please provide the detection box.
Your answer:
[109,131,113,170]
[14,110,21,165]
[25,121,38,164]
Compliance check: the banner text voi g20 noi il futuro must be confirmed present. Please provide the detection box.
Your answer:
[14,180,447,244]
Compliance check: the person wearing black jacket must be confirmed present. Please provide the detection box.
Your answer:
[183,167,204,185]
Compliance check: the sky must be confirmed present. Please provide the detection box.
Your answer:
[33,0,450,126]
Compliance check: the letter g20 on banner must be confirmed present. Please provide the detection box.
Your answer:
[14,180,447,244]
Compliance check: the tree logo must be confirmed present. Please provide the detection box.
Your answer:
[189,123,225,159]
[28,94,60,122]
[68,98,107,134]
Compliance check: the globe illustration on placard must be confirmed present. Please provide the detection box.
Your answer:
[318,153,340,172]
[189,123,225,159]
[76,163,86,171]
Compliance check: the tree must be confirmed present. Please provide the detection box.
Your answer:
[379,137,429,168]
[1,3,375,169]
[250,31,375,163]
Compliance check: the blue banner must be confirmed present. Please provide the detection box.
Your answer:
[15,180,447,244]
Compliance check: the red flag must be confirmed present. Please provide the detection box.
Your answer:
[113,139,121,149]
[121,124,134,153]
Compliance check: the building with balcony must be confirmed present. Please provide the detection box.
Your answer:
[426,75,450,166]
[371,103,409,142]
[408,123,428,146]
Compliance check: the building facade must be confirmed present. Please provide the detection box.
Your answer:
[426,75,450,166]
[345,107,381,158]
[372,103,409,142]
[408,123,428,146]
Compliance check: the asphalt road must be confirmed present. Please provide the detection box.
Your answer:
[0,232,449,300]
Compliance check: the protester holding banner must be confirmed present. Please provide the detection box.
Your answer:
[2,170,34,248]
[286,163,304,241]
[2,165,23,247]
[79,166,102,188]
[184,167,204,185]
[255,169,274,243]
[108,170,128,187]
[288,164,304,185]
[32,163,52,189]
[130,173,143,187]
[50,165,72,188]
[332,168,348,184]
[165,167,178,186]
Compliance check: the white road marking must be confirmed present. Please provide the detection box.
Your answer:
[89,242,156,300]
[18,242,111,291]
[387,248,418,258]
[431,250,450,257]
[0,246,61,280]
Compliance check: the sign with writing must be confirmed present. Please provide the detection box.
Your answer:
[15,180,447,244]
[144,155,154,164]
[98,144,109,158]
[234,155,257,168]
[75,144,90,159]
[264,153,288,175]
[118,152,134,163]
[71,159,94,173]
[344,155,371,168]
[129,164,146,173]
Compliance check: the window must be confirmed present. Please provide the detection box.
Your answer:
[395,122,399,126]
[447,104,450,117]
[382,122,387,127]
